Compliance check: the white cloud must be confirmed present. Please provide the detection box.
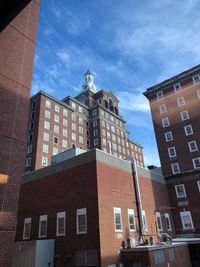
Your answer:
[56,51,70,65]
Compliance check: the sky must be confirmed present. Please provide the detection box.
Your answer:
[31,0,200,167]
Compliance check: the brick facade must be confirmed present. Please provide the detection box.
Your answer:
[0,1,39,266]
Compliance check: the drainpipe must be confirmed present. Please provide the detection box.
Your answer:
[130,159,144,243]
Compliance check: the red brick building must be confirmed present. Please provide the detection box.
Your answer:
[25,71,144,172]
[0,0,39,266]
[144,65,200,238]
[16,148,179,267]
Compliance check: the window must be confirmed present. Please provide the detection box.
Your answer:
[78,106,82,113]
[100,109,104,116]
[55,104,60,112]
[54,136,59,144]
[63,119,68,127]
[23,218,31,240]
[180,211,194,230]
[63,129,68,137]
[168,147,176,158]
[57,212,66,236]
[93,120,97,128]
[159,104,167,113]
[72,133,76,141]
[156,212,163,231]
[27,145,32,154]
[31,101,36,109]
[162,117,170,127]
[79,127,83,134]
[171,162,180,174]
[43,144,49,153]
[72,123,76,131]
[112,143,117,150]
[39,215,47,238]
[114,207,122,232]
[197,89,200,99]
[54,114,59,122]
[184,125,193,136]
[79,136,83,144]
[63,108,68,117]
[192,157,200,169]
[192,74,200,84]
[188,141,198,152]
[45,110,50,119]
[165,213,172,231]
[30,122,34,130]
[128,209,136,231]
[53,147,58,155]
[175,184,186,198]
[142,210,147,231]
[72,113,76,121]
[77,208,87,234]
[45,100,51,108]
[177,97,185,106]
[94,138,98,146]
[156,91,163,100]
[112,134,116,141]
[26,157,31,167]
[72,102,76,109]
[102,120,105,127]
[54,125,59,133]
[43,132,49,142]
[93,129,98,136]
[41,157,48,166]
[197,181,200,192]
[62,140,67,148]
[154,250,165,264]
[174,82,181,92]
[180,110,189,121]
[165,131,173,142]
[31,111,35,119]
[103,138,106,145]
[92,109,97,116]
[79,118,83,125]
[44,121,50,130]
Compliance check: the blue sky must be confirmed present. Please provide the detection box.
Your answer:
[32,0,200,167]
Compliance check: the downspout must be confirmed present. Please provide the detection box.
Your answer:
[130,159,144,243]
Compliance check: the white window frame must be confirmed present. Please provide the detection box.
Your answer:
[72,133,76,141]
[55,104,60,112]
[128,209,136,232]
[44,121,50,130]
[63,119,68,127]
[171,162,180,174]
[54,114,59,123]
[177,97,185,106]
[142,210,148,231]
[192,74,200,84]
[45,110,50,119]
[79,136,83,144]
[72,113,76,121]
[42,144,49,154]
[27,144,32,154]
[63,108,68,117]
[113,207,123,232]
[54,125,59,133]
[180,110,189,121]
[188,141,198,152]
[156,91,163,100]
[41,157,48,166]
[62,140,67,148]
[180,211,194,230]
[165,213,172,231]
[72,123,76,131]
[26,157,31,167]
[165,131,173,142]
[174,82,181,92]
[53,147,58,155]
[45,100,51,108]
[43,132,49,142]
[38,215,47,238]
[159,104,167,114]
[76,208,87,235]
[63,129,68,137]
[23,217,31,240]
[175,184,186,198]
[184,125,193,136]
[168,147,176,158]
[162,117,170,127]
[192,157,200,169]
[56,212,66,236]
[156,212,163,231]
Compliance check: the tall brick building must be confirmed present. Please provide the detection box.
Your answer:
[25,71,144,172]
[0,0,39,266]
[144,65,200,238]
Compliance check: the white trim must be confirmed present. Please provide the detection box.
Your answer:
[156,212,163,231]
[175,184,186,198]
[159,104,167,113]
[56,211,66,236]
[168,147,176,158]
[171,162,180,174]
[128,209,136,232]
[76,208,87,235]
[38,215,47,238]
[192,157,200,169]
[165,131,173,142]
[165,213,172,231]
[177,96,185,106]
[192,74,200,84]
[142,210,148,231]
[162,117,170,127]
[180,211,194,230]
[174,82,181,92]
[113,207,123,232]
[23,217,31,240]
[180,110,189,121]
[188,141,198,152]
[156,91,163,100]
[184,125,193,136]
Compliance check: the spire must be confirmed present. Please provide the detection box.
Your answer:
[81,70,97,93]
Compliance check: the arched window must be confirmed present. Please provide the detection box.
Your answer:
[109,99,114,112]
[114,106,118,115]
[80,95,87,104]
[105,99,108,109]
